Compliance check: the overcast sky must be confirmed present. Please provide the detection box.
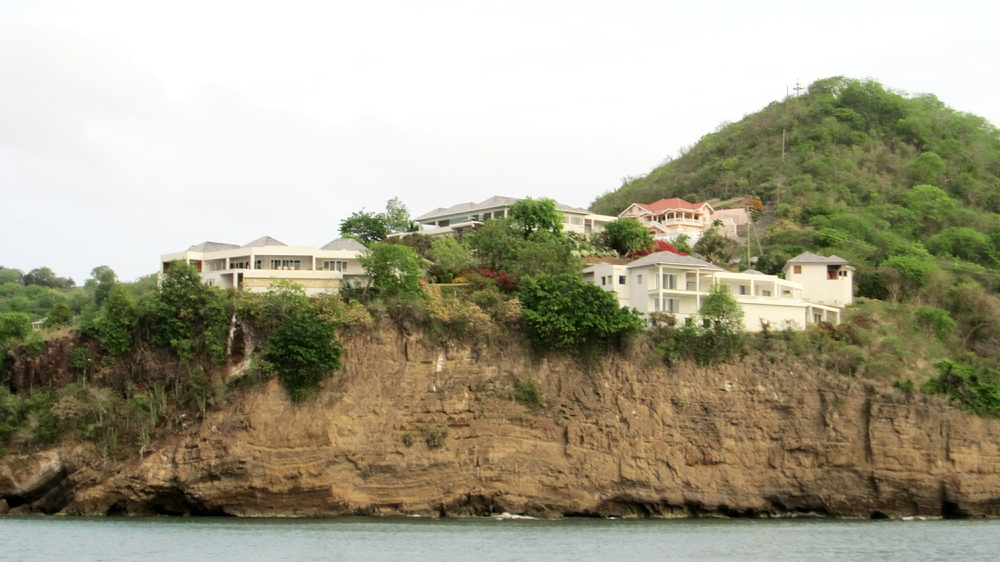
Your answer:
[2,0,998,282]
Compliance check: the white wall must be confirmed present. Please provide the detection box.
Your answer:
[785,263,853,307]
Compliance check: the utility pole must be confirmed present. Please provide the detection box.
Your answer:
[793,79,804,96]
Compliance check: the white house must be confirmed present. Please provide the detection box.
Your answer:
[618,198,750,242]
[160,236,367,296]
[584,251,849,331]
[408,196,617,238]
[783,252,854,307]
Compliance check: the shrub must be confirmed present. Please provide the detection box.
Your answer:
[915,306,956,341]
[359,242,424,298]
[264,298,343,401]
[517,273,644,355]
[0,312,31,344]
[605,218,654,257]
[43,303,73,329]
[513,378,542,408]
[402,432,415,447]
[96,284,139,356]
[421,424,448,448]
[69,347,93,374]
[922,360,1000,416]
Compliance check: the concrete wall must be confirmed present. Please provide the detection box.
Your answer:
[784,263,853,307]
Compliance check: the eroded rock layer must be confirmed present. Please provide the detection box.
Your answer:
[4,329,1000,518]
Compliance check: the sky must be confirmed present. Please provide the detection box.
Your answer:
[2,0,999,282]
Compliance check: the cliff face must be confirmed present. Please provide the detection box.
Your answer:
[4,328,1000,519]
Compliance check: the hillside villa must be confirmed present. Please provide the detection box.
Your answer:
[618,198,749,242]
[159,236,367,295]
[407,196,617,238]
[584,251,853,331]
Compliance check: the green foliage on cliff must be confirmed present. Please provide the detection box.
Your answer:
[923,361,1000,416]
[259,284,343,401]
[518,273,644,355]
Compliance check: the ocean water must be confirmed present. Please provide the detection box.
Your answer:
[0,516,996,561]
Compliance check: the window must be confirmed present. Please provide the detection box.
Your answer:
[793,265,802,274]
[637,275,642,285]
[254,260,261,270]
[271,259,301,270]
[438,219,450,227]
[661,274,677,290]
[570,217,583,225]
[687,281,697,291]
[653,297,660,312]
[482,212,491,221]
[601,276,607,286]
[562,216,569,223]
[762,289,772,297]
[666,298,680,313]
[323,261,348,272]
[739,285,749,295]
[618,276,626,285]
[205,278,216,286]
[813,313,823,323]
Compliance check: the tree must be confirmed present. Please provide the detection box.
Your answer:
[22,267,74,289]
[88,266,117,307]
[339,210,389,246]
[465,218,523,272]
[509,197,563,237]
[264,296,343,401]
[925,227,997,266]
[693,227,735,265]
[358,242,424,297]
[383,197,416,234]
[427,237,473,283]
[673,283,745,364]
[43,303,73,329]
[517,273,644,354]
[0,312,31,344]
[96,284,139,356]
[0,267,23,285]
[907,152,946,185]
[673,234,694,255]
[605,218,654,257]
[509,230,582,282]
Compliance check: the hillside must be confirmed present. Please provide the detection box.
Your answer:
[592,77,1000,385]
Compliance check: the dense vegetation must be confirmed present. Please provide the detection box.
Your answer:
[592,76,1000,404]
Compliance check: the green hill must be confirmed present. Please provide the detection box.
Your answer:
[592,76,1000,388]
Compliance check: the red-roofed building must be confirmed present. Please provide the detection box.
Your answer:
[619,198,716,242]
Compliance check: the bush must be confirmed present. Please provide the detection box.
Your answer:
[402,432,415,447]
[359,242,424,298]
[513,378,542,408]
[421,424,448,448]
[96,284,139,356]
[915,306,956,341]
[264,296,343,401]
[517,273,644,355]
[69,347,93,374]
[0,312,31,344]
[922,360,1000,416]
[605,217,653,257]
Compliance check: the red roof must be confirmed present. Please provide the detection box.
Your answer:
[635,198,710,213]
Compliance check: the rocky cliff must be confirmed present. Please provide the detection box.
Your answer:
[3,328,1000,519]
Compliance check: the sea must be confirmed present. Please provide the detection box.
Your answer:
[0,515,996,561]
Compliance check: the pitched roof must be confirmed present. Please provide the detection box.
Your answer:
[414,196,591,222]
[187,241,240,252]
[242,236,287,248]
[632,198,712,214]
[626,251,724,270]
[785,252,851,265]
[320,238,367,251]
